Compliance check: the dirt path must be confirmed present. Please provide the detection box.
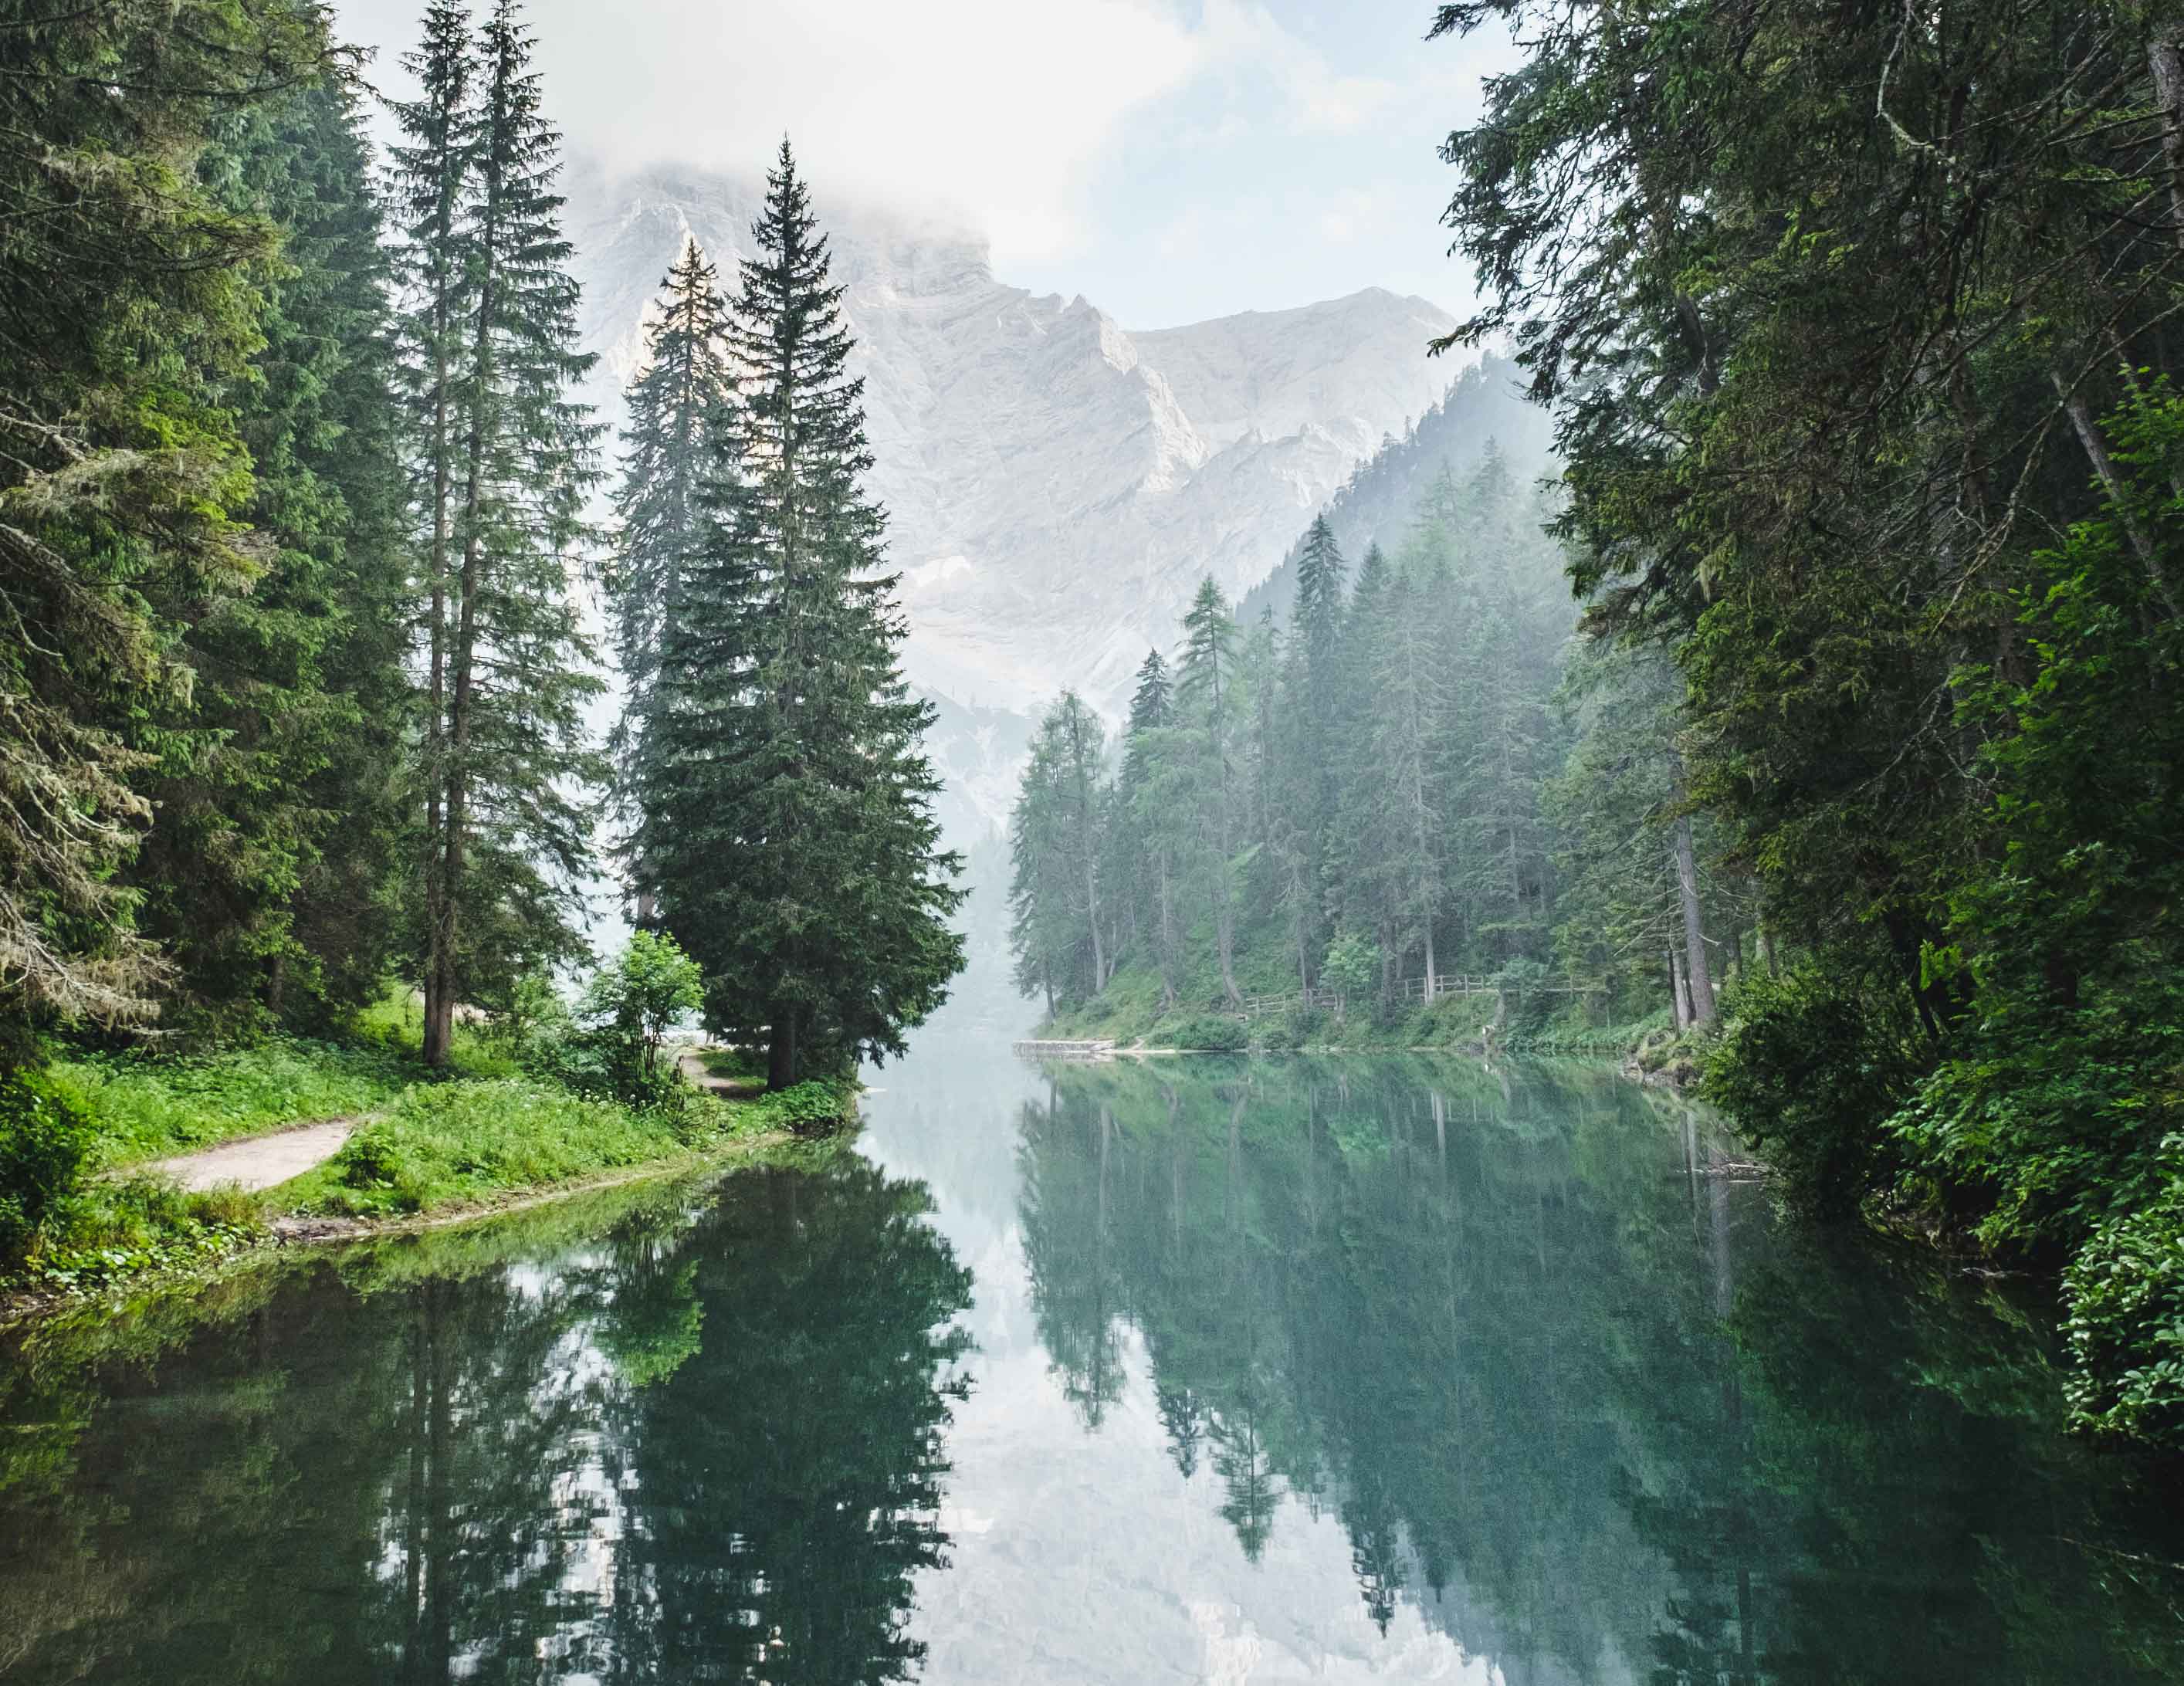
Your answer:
[676,1048,763,1098]
[141,1118,362,1193]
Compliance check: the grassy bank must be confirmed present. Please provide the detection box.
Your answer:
[46,1041,415,1167]
[279,1074,852,1219]
[2,1019,856,1314]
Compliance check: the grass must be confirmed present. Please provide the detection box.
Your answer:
[276,1075,846,1220]
[350,990,521,1078]
[280,1078,702,1217]
[45,1038,415,1166]
[5,987,861,1312]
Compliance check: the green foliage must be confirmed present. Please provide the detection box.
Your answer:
[299,1078,691,1216]
[737,1077,859,1136]
[1160,1014,1248,1052]
[635,141,963,1088]
[1701,967,1924,1219]
[43,1039,411,1166]
[1319,928,1380,1004]
[2064,1164,2184,1443]
[0,1069,95,1265]
[579,933,703,1072]
[0,0,328,1031]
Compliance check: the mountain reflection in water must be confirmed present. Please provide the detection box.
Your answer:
[2,1043,2181,1684]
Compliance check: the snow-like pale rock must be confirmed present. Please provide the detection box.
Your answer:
[566,159,1460,737]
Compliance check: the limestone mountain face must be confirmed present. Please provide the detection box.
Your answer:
[567,159,1459,733]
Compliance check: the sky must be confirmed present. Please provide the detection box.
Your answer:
[328,0,1520,329]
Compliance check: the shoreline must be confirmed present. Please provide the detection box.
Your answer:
[0,1123,814,1334]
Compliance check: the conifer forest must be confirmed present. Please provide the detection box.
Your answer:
[7,2,2184,1680]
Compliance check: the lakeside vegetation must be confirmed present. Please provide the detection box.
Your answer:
[1007,2,2184,1452]
[0,2,958,1295]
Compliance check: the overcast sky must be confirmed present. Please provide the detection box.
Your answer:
[329,0,1517,329]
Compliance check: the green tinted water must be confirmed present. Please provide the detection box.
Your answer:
[2,1044,2179,1682]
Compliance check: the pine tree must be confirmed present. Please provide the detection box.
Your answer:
[639,141,963,1088]
[1116,649,1180,1009]
[387,0,476,1043]
[1275,516,1349,987]
[606,239,736,919]
[0,0,325,1051]
[1007,693,1109,1011]
[411,0,604,1064]
[1177,577,1244,1007]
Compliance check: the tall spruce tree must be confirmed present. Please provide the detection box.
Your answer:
[1115,649,1180,1010]
[1007,693,1109,1011]
[638,142,963,1088]
[1177,577,1243,1008]
[0,0,327,1052]
[405,0,604,1065]
[606,240,736,919]
[387,0,475,1043]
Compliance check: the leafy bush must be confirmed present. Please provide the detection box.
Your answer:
[740,1078,858,1136]
[1701,964,1923,1218]
[520,1024,689,1116]
[2064,1160,2184,1445]
[578,933,703,1072]
[0,1067,95,1265]
[1887,980,2184,1256]
[1162,1014,1248,1051]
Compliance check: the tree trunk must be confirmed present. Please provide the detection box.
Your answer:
[2150,39,2184,256]
[1155,849,1177,1011]
[1759,923,1780,978]
[1214,865,1242,1009]
[1670,946,1692,1030]
[767,1006,797,1092]
[425,93,505,1070]
[2054,371,2182,617]
[1674,813,1716,1025]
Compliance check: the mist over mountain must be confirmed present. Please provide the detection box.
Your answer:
[564,158,1461,735]
[1238,357,1558,628]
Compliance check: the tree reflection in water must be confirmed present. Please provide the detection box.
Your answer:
[0,1160,972,1685]
[1014,1054,2184,1684]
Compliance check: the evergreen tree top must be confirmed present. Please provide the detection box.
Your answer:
[1129,648,1172,732]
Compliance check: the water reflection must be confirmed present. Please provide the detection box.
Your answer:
[1010,1055,2184,1683]
[4,1050,2182,1684]
[0,1161,972,1684]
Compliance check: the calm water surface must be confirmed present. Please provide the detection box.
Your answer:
[4,1040,2182,1683]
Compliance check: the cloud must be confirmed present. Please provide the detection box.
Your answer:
[330,0,1519,323]
[340,0,1202,261]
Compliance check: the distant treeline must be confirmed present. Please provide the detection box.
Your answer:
[1006,447,1756,1043]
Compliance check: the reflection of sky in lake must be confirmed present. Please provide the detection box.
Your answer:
[5,1033,2183,1684]
[855,1039,1524,1683]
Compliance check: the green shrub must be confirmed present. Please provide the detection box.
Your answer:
[1163,1014,1248,1051]
[521,1024,689,1116]
[1701,965,1922,1218]
[740,1077,858,1136]
[0,1067,95,1265]
[2064,1160,2184,1446]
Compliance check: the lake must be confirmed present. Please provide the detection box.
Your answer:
[3,1040,2181,1682]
